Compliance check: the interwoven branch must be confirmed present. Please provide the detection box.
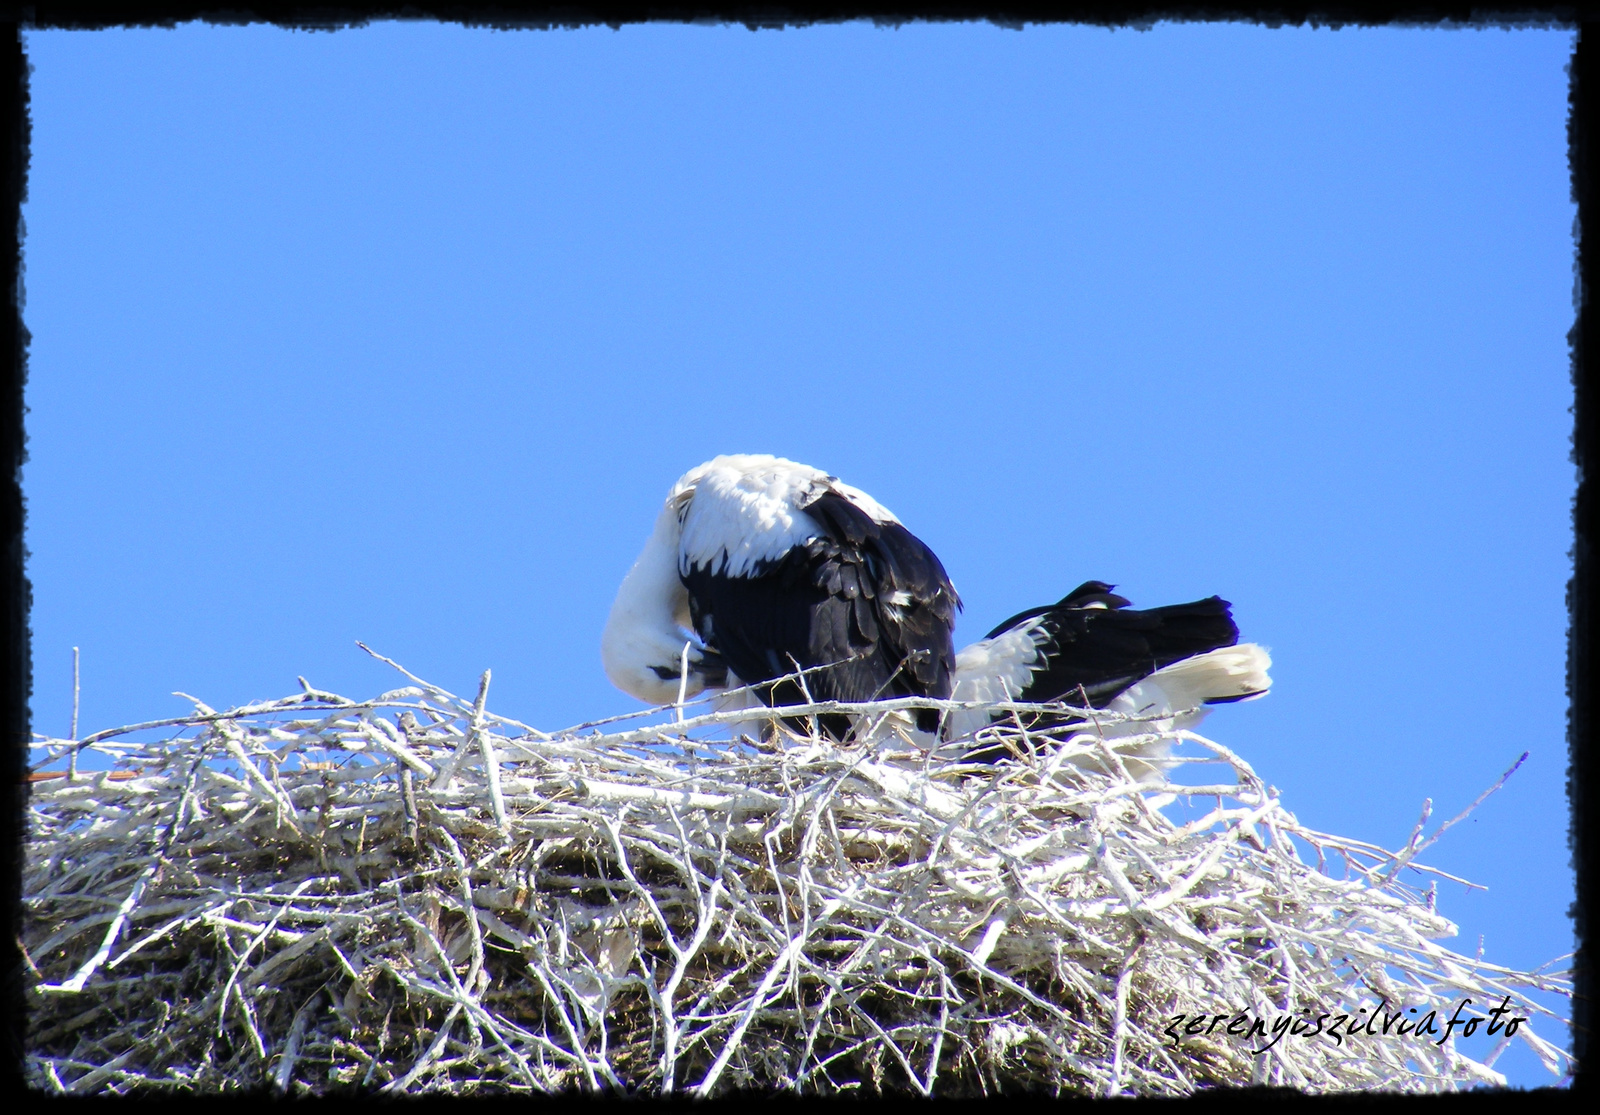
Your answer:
[23,668,1572,1095]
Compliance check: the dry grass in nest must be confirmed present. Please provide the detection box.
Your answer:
[23,651,1572,1095]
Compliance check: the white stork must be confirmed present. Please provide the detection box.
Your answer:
[946,580,1272,772]
[601,454,959,737]
[601,455,1270,760]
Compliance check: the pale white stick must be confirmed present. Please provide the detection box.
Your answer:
[676,640,692,724]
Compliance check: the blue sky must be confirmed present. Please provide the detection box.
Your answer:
[22,21,1574,1087]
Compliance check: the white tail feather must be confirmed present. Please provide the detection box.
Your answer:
[1104,643,1272,724]
[1081,644,1272,780]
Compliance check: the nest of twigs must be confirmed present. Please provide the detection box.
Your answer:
[24,650,1572,1095]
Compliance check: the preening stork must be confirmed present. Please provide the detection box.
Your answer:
[601,454,1271,757]
[601,454,960,737]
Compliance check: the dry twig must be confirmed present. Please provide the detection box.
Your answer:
[24,663,1571,1095]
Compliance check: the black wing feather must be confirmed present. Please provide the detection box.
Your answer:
[682,489,960,737]
[963,585,1242,762]
[1012,589,1239,709]
[982,580,1131,640]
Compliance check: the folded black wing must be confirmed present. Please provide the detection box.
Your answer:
[1007,586,1240,709]
[681,489,959,735]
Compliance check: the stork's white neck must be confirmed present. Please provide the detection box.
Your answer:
[601,497,704,705]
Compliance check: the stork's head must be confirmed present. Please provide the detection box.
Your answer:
[601,483,716,705]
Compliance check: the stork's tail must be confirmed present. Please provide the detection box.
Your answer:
[1056,643,1270,782]
[1106,643,1273,720]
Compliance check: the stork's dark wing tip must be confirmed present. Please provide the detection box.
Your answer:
[1057,581,1131,609]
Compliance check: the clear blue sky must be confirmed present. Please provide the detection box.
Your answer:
[22,21,1574,1087]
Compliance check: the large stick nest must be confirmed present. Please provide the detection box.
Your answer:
[24,655,1572,1095]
